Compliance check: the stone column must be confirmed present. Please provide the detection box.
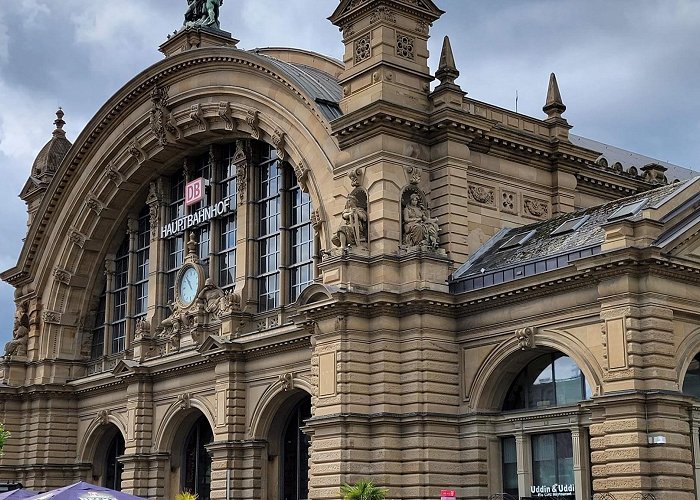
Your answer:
[120,453,169,498]
[515,431,532,498]
[208,440,266,500]
[571,426,590,500]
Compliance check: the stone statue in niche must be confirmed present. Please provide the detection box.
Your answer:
[184,0,224,29]
[332,193,368,249]
[4,303,29,358]
[402,189,439,249]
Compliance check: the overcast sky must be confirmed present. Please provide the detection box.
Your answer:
[1,0,700,348]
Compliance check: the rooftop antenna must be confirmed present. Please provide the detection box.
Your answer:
[515,90,519,113]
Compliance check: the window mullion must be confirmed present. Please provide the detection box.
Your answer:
[103,257,116,357]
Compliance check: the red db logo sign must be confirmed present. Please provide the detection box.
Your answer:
[185,178,205,206]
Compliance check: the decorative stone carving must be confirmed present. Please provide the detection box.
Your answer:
[401,188,439,249]
[165,116,182,140]
[84,193,104,215]
[370,7,396,24]
[468,184,495,206]
[279,372,294,391]
[354,35,371,64]
[218,101,236,131]
[53,267,71,285]
[42,310,62,325]
[127,138,145,163]
[134,318,151,340]
[246,109,260,140]
[415,20,428,34]
[396,32,415,60]
[310,209,323,234]
[406,165,422,185]
[97,410,110,425]
[189,103,207,132]
[341,23,355,38]
[196,278,241,322]
[146,181,163,241]
[272,129,286,161]
[178,393,192,409]
[332,191,368,249]
[3,302,29,358]
[105,162,124,186]
[524,197,549,218]
[501,191,516,214]
[159,301,186,352]
[349,168,362,187]
[232,140,248,206]
[294,160,309,189]
[149,85,170,146]
[79,323,92,359]
[69,229,87,248]
[515,327,535,350]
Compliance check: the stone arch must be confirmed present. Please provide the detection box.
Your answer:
[249,375,313,446]
[154,396,216,465]
[674,326,700,393]
[469,327,603,412]
[78,415,127,484]
[26,49,343,360]
[295,283,335,306]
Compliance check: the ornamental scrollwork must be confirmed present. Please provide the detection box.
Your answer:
[272,129,286,162]
[53,267,72,285]
[246,109,261,140]
[105,162,124,186]
[468,184,495,206]
[524,198,549,218]
[218,101,236,131]
[149,85,170,146]
[127,138,145,164]
[515,326,536,350]
[279,372,294,391]
[189,103,207,132]
[84,193,104,215]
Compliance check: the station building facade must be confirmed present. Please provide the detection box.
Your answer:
[2,1,700,500]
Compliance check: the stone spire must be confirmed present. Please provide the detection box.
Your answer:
[543,72,566,120]
[435,36,460,88]
[52,108,66,138]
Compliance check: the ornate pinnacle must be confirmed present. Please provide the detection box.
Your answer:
[543,72,566,119]
[53,108,66,138]
[435,36,460,88]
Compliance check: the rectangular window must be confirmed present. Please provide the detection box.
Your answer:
[501,436,518,497]
[257,159,281,312]
[531,432,575,498]
[166,172,186,303]
[91,291,106,359]
[217,145,238,289]
[289,183,313,302]
[134,209,150,319]
[111,241,129,353]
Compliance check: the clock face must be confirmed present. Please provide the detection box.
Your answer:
[179,266,200,306]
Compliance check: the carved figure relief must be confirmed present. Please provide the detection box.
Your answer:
[332,191,368,249]
[232,140,249,206]
[401,188,439,249]
[4,302,29,357]
[196,278,241,322]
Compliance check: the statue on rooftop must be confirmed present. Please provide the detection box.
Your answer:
[184,0,224,30]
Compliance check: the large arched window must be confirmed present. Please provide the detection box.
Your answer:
[89,140,314,368]
[503,352,591,411]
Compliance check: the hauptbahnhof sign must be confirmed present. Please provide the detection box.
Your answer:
[160,178,232,238]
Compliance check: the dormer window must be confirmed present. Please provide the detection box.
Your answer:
[550,215,589,236]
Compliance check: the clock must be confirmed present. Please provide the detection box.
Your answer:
[177,265,201,307]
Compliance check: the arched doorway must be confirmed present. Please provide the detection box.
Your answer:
[104,431,125,491]
[280,396,311,500]
[181,414,213,499]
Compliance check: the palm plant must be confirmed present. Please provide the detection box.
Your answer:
[175,492,197,500]
[340,479,388,500]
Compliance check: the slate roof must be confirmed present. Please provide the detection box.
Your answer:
[450,181,689,294]
[252,51,343,122]
[570,134,699,182]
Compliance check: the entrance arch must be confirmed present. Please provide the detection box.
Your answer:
[81,423,125,490]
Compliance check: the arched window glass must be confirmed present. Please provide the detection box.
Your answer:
[182,415,213,499]
[682,354,700,398]
[91,287,106,359]
[134,207,150,322]
[281,396,311,500]
[257,150,282,312]
[503,352,591,411]
[166,172,186,303]
[289,179,313,302]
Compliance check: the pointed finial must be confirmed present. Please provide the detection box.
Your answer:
[435,36,460,87]
[543,73,566,119]
[53,108,66,138]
